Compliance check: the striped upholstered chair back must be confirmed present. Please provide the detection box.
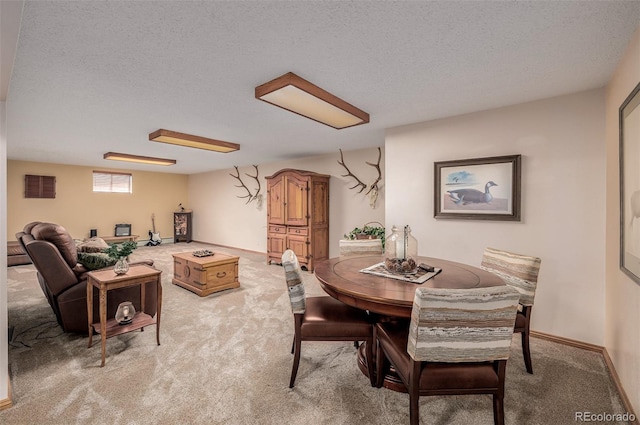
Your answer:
[481,247,541,307]
[282,249,306,314]
[407,286,520,363]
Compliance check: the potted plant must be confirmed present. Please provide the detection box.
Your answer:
[104,241,138,275]
[343,222,385,249]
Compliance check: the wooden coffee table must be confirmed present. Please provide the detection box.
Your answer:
[172,251,240,296]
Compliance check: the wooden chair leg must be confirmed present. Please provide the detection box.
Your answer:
[289,336,302,388]
[353,341,360,348]
[493,394,505,425]
[409,360,421,425]
[521,330,533,374]
[291,335,295,354]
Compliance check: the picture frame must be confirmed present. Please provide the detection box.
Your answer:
[434,154,521,221]
[619,81,640,283]
[114,223,132,237]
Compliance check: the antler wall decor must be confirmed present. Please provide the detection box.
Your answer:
[337,147,382,209]
[230,165,263,207]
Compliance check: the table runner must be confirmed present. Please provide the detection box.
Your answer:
[360,262,442,284]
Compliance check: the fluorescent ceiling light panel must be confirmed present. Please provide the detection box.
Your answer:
[149,129,240,153]
[103,152,176,166]
[255,72,369,129]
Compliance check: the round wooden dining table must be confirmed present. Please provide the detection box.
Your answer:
[314,255,506,390]
[314,255,505,318]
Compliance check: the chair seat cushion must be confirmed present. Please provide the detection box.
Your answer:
[514,310,526,330]
[377,321,500,391]
[301,296,371,338]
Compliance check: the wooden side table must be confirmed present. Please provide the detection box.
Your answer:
[87,264,162,366]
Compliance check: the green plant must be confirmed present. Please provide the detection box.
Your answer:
[344,223,386,249]
[103,241,138,259]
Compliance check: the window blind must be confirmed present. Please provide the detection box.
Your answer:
[93,171,132,193]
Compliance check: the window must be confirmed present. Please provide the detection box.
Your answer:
[25,175,56,198]
[93,171,132,193]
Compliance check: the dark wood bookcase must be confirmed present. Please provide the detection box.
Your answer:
[174,211,192,243]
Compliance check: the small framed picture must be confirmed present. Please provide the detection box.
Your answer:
[434,155,521,221]
[114,223,132,237]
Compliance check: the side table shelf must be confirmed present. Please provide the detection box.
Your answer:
[91,312,156,338]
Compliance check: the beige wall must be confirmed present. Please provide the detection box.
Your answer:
[605,27,640,414]
[7,161,188,241]
[188,147,385,257]
[386,89,606,345]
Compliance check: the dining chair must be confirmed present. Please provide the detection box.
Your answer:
[481,247,542,374]
[339,238,383,256]
[375,286,520,425]
[281,249,375,388]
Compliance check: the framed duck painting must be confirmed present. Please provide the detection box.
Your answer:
[434,154,521,221]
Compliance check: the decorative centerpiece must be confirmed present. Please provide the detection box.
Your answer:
[384,225,418,273]
[193,249,214,257]
[103,241,137,275]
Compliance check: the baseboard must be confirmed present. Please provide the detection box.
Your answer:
[0,373,12,411]
[531,331,638,424]
[191,240,265,256]
[530,330,602,352]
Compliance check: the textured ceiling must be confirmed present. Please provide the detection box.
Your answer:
[5,1,640,174]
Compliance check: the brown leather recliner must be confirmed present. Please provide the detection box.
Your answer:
[16,222,157,334]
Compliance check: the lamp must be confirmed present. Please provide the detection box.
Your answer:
[255,72,369,129]
[149,129,240,153]
[115,301,135,325]
[104,152,176,166]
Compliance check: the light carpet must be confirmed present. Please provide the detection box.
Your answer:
[1,242,631,424]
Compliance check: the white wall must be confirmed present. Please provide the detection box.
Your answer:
[1,101,8,403]
[605,27,640,414]
[188,147,385,258]
[386,89,606,345]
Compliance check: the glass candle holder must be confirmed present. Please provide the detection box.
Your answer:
[384,225,418,273]
[115,301,135,325]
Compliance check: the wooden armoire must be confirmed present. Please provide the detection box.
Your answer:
[266,169,330,271]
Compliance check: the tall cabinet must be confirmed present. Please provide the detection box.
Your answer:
[174,211,192,243]
[266,169,330,272]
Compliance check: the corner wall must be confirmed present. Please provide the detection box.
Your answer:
[188,147,385,257]
[605,27,640,414]
[385,89,606,345]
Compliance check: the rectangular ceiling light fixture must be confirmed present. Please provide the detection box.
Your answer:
[103,152,176,166]
[149,129,240,153]
[255,72,369,129]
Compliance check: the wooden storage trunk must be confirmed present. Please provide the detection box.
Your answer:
[172,251,240,297]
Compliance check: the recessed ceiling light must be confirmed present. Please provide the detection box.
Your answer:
[255,72,369,129]
[103,152,176,166]
[149,129,240,153]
